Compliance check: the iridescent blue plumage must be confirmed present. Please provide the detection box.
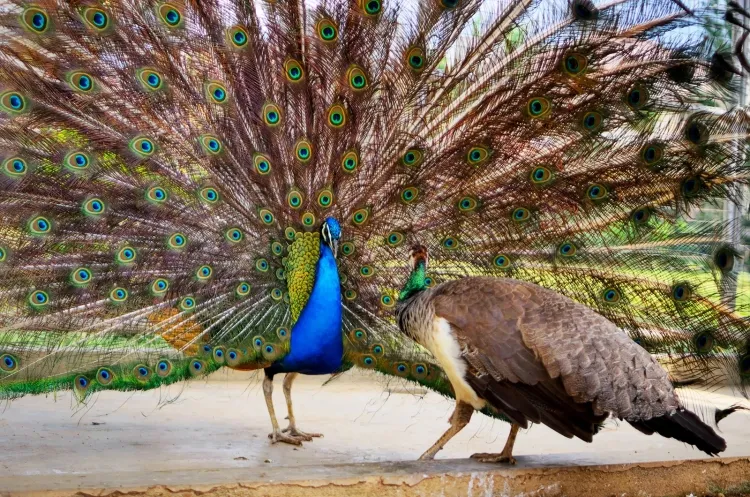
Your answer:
[263,217,343,444]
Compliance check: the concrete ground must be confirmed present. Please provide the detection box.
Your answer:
[1,370,749,496]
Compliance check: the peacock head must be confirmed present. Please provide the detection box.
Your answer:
[399,244,429,302]
[321,217,341,257]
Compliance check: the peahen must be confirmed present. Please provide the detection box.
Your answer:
[397,244,737,461]
[0,0,749,454]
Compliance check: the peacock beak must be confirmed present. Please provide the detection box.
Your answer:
[331,239,339,259]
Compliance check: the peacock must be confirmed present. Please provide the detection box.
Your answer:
[0,0,749,455]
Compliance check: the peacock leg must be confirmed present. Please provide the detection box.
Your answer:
[470,423,519,464]
[281,372,323,441]
[264,372,305,446]
[418,400,474,460]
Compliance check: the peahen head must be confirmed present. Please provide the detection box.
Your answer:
[321,217,341,257]
[398,244,429,302]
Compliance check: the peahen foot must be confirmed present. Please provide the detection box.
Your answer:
[470,423,519,464]
[470,452,516,464]
[281,424,323,441]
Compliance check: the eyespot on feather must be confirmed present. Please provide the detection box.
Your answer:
[316,18,338,42]
[22,7,51,34]
[2,157,28,179]
[284,59,304,82]
[157,4,183,28]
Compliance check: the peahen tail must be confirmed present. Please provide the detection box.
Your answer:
[0,0,748,407]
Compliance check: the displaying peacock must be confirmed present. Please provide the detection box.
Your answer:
[0,0,749,454]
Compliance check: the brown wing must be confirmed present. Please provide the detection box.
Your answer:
[430,277,680,440]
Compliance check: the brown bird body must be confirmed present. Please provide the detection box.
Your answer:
[397,247,727,461]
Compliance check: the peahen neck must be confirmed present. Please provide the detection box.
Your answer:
[398,261,427,302]
[273,242,343,375]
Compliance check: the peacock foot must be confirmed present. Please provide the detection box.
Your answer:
[268,429,308,446]
[470,452,516,464]
[281,425,323,441]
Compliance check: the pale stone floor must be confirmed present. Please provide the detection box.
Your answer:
[1,370,748,491]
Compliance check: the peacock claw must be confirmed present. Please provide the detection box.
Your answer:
[470,452,516,465]
[281,425,323,441]
[268,430,305,446]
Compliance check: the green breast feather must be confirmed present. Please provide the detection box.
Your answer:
[286,232,320,322]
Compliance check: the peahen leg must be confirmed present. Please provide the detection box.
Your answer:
[281,372,323,441]
[470,423,519,464]
[419,400,474,460]
[263,371,308,446]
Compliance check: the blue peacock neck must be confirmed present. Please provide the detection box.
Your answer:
[271,241,343,375]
